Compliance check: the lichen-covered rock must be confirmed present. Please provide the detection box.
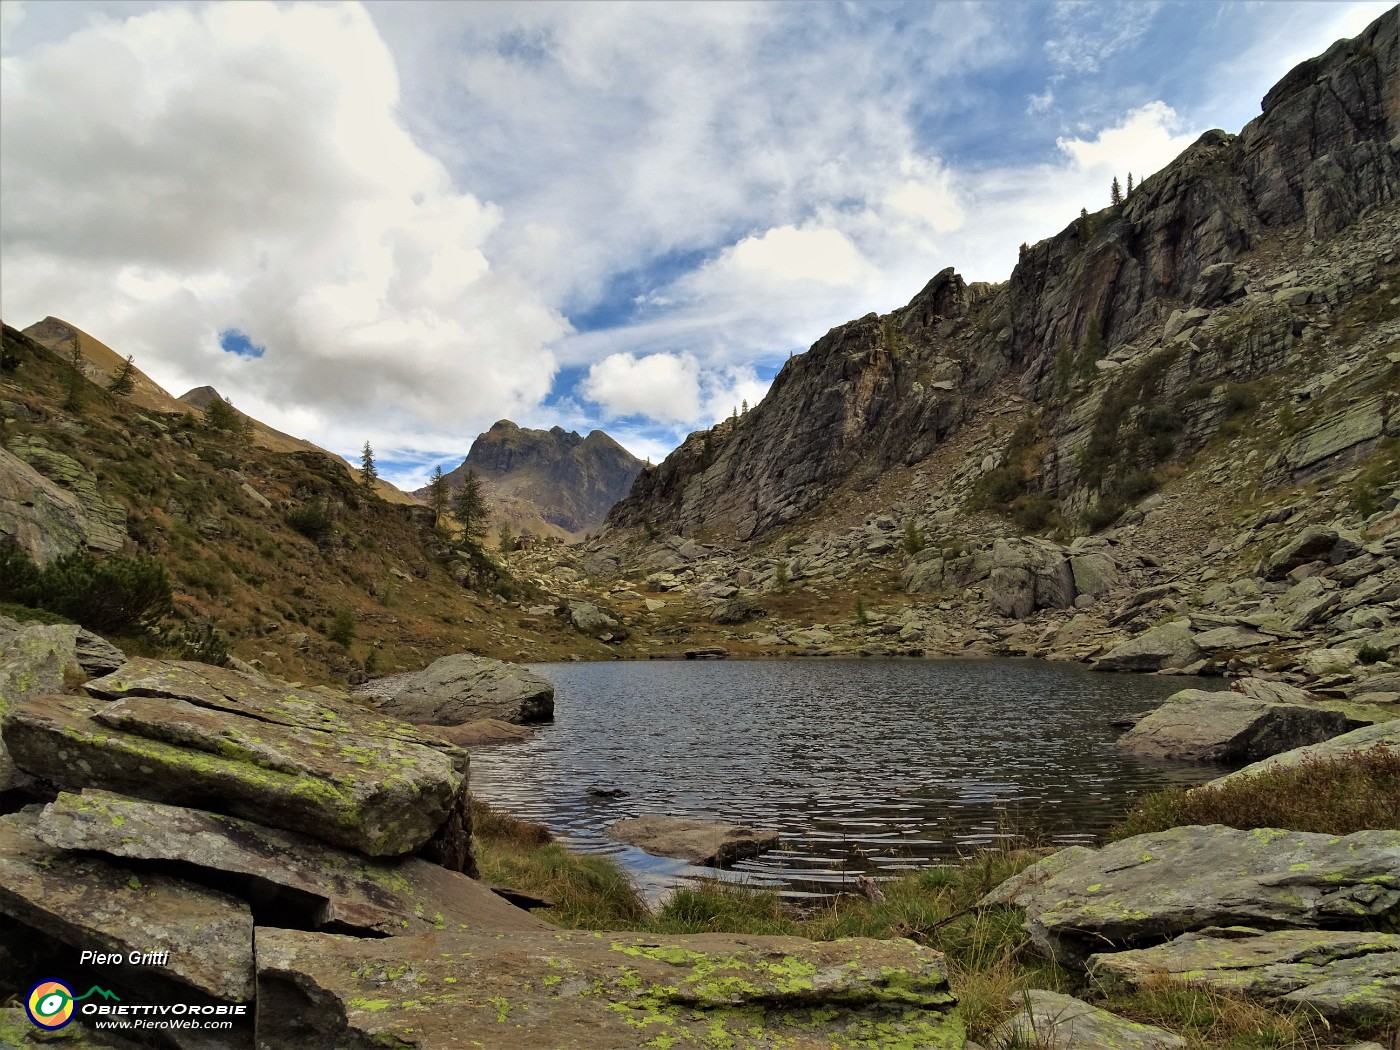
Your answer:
[992,989,1184,1050]
[1090,928,1400,1024]
[568,600,626,640]
[1116,688,1353,763]
[1093,622,1202,672]
[2,440,127,557]
[0,623,85,791]
[355,652,555,725]
[34,789,548,937]
[1209,720,1400,786]
[255,928,965,1050]
[3,658,467,856]
[981,826,1400,966]
[606,814,780,867]
[0,812,253,1002]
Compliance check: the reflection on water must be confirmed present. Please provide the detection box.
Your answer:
[469,658,1225,898]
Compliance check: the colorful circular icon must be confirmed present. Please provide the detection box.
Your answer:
[26,980,75,1029]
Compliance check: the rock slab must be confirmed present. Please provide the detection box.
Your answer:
[255,928,963,1050]
[356,652,555,725]
[1116,688,1354,763]
[3,658,466,856]
[606,814,780,866]
[992,989,1185,1050]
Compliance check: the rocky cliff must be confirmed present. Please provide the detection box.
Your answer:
[428,420,643,541]
[608,9,1399,541]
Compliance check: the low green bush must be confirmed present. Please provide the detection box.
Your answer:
[0,546,171,634]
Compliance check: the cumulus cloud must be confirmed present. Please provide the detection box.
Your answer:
[0,1,565,466]
[581,352,702,424]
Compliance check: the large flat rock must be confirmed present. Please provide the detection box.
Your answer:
[1093,621,1202,672]
[980,825,1400,966]
[1116,688,1352,763]
[606,814,780,866]
[255,928,964,1049]
[0,812,253,1002]
[1090,927,1400,1024]
[3,659,467,856]
[356,653,555,725]
[34,789,551,937]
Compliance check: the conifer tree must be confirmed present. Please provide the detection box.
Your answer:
[1111,176,1123,206]
[63,344,85,413]
[204,393,239,432]
[427,465,449,529]
[451,469,487,546]
[1126,172,1135,197]
[359,441,378,489]
[107,355,136,396]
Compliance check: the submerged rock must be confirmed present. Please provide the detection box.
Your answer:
[992,989,1185,1050]
[4,659,466,856]
[1090,928,1400,1024]
[606,814,779,866]
[1116,688,1353,763]
[981,825,1400,966]
[256,928,963,1050]
[356,652,555,725]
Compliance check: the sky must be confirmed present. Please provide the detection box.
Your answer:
[0,0,1391,489]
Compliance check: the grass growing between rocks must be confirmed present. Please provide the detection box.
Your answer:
[1097,978,1338,1050]
[1110,749,1400,840]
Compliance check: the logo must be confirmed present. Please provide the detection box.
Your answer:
[25,980,121,1030]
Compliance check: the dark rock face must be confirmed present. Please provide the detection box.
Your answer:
[609,9,1400,541]
[431,420,643,536]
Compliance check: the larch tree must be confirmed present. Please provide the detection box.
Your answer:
[359,441,378,489]
[427,465,449,529]
[451,469,488,546]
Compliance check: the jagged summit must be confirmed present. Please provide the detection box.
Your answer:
[608,7,1399,543]
[425,420,643,541]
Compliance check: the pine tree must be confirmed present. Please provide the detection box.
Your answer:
[107,355,136,396]
[741,399,749,415]
[451,469,487,546]
[498,523,514,552]
[359,441,378,489]
[1111,176,1123,206]
[1126,172,1135,198]
[63,344,85,413]
[204,393,239,432]
[427,465,449,529]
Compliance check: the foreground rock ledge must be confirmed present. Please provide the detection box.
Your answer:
[255,928,964,1050]
[607,814,781,866]
[980,825,1400,966]
[3,658,468,856]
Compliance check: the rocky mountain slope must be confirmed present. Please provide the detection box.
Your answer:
[425,419,643,542]
[508,10,1399,687]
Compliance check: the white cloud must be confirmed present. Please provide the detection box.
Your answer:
[0,1,24,48]
[0,1,565,473]
[581,352,702,424]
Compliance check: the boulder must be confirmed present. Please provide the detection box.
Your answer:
[1093,621,1202,672]
[1116,688,1353,763]
[0,812,253,1001]
[3,659,466,856]
[992,989,1184,1050]
[1069,552,1119,601]
[419,718,535,747]
[1209,720,1400,786]
[355,653,554,725]
[980,825,1400,966]
[1266,525,1364,578]
[568,601,625,640]
[33,789,548,937]
[606,814,779,866]
[1090,928,1400,1024]
[1192,625,1272,651]
[256,928,962,1050]
[0,445,124,564]
[0,624,81,790]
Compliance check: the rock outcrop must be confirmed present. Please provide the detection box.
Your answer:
[256,929,963,1050]
[0,443,126,562]
[355,652,555,726]
[981,825,1400,967]
[991,989,1185,1050]
[606,814,781,867]
[1115,686,1355,762]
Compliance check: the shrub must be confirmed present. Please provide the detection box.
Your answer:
[1357,643,1390,665]
[902,519,927,556]
[1012,494,1056,533]
[327,609,355,648]
[286,500,333,541]
[170,621,230,666]
[0,546,172,635]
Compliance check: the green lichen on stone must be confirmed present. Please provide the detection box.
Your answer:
[348,998,392,1012]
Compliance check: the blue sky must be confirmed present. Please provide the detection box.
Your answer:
[0,0,1390,488]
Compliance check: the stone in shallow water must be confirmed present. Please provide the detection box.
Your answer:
[355,652,555,725]
[606,814,779,866]
[1089,927,1400,1025]
[255,929,964,1050]
[1115,688,1352,763]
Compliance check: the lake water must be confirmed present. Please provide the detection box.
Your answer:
[469,659,1226,899]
